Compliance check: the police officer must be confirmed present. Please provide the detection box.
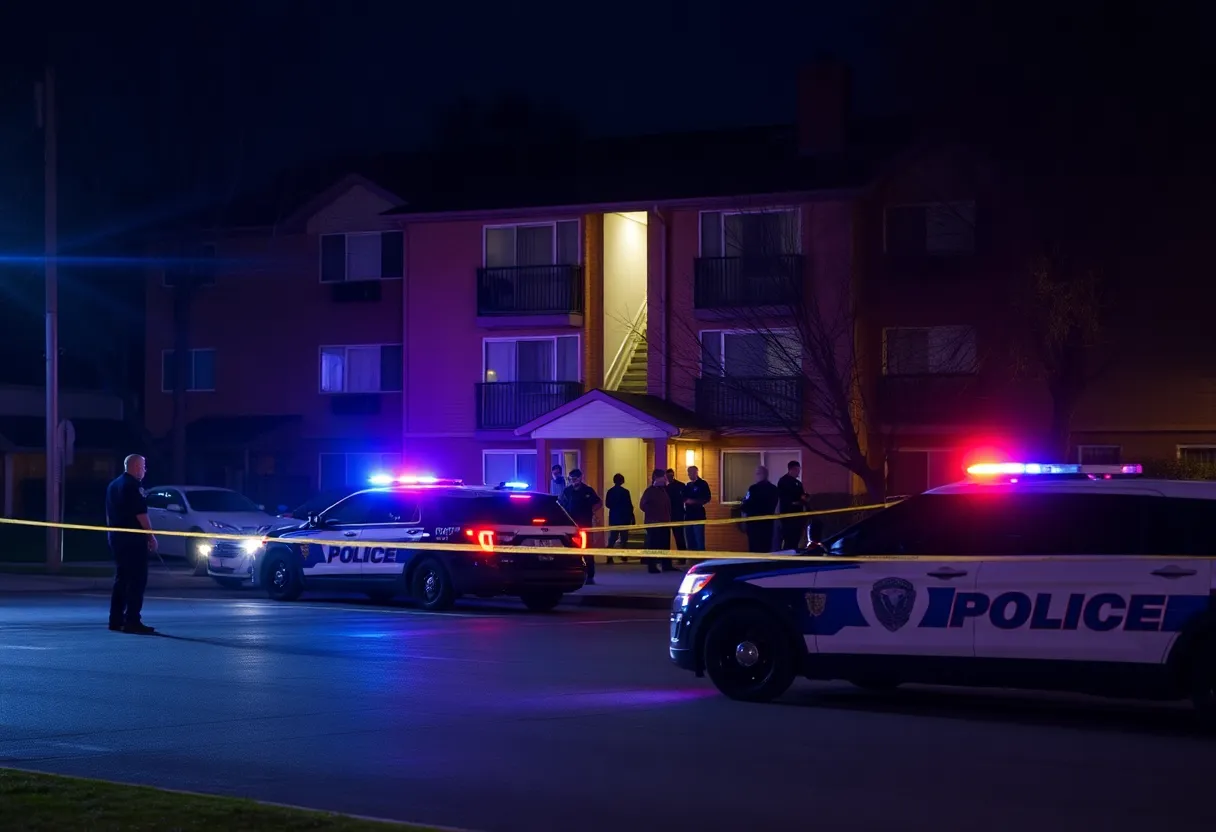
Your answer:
[559,468,602,584]
[777,460,810,550]
[105,454,157,634]
[740,465,779,554]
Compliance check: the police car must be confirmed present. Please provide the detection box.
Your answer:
[206,476,588,611]
[669,462,1216,720]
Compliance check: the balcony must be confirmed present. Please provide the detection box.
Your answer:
[476,265,585,322]
[695,376,803,428]
[693,255,804,311]
[475,381,584,431]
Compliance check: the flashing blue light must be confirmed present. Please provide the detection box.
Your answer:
[369,473,394,486]
[503,481,529,489]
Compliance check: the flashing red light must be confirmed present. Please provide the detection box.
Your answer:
[463,528,495,552]
[575,531,587,549]
[532,518,547,524]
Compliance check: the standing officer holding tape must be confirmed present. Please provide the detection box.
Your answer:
[105,454,157,634]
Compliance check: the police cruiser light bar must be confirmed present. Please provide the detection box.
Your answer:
[494,481,530,490]
[368,473,464,486]
[966,462,1143,477]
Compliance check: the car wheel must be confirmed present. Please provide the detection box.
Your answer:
[264,551,302,602]
[520,590,563,613]
[366,590,396,604]
[410,558,455,611]
[211,577,245,590]
[189,529,208,576]
[1191,640,1216,727]
[703,605,797,703]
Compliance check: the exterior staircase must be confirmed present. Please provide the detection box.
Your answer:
[617,342,648,394]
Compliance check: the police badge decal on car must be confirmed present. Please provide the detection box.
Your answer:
[871,577,916,632]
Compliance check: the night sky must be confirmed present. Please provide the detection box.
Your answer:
[0,0,1210,394]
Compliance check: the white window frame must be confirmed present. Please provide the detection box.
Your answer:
[881,325,978,376]
[318,231,404,283]
[160,348,216,393]
[481,335,582,383]
[697,207,802,257]
[482,450,540,487]
[882,200,977,255]
[318,452,403,491]
[318,344,403,394]
[1077,445,1122,465]
[482,220,582,267]
[698,328,801,378]
[1177,445,1216,463]
[550,448,581,475]
[161,243,218,288]
[719,448,802,505]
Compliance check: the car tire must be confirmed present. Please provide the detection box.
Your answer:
[410,558,455,611]
[212,577,244,590]
[366,590,396,604]
[189,528,208,576]
[520,590,563,613]
[264,550,303,602]
[1190,639,1216,727]
[703,605,797,703]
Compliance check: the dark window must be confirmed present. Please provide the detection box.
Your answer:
[1079,445,1121,465]
[828,495,988,557]
[184,490,261,513]
[434,494,574,527]
[145,490,171,510]
[1140,497,1216,557]
[885,202,976,256]
[162,349,215,392]
[321,234,347,282]
[324,491,421,525]
[380,345,403,392]
[381,231,404,278]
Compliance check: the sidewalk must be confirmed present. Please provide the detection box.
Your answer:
[0,561,684,610]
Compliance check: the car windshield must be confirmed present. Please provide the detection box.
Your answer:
[185,490,262,513]
[290,490,356,517]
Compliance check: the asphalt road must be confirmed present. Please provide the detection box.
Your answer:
[2,591,1215,832]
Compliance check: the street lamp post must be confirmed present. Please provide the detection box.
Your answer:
[39,65,61,572]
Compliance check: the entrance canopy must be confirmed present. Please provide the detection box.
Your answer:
[514,389,713,440]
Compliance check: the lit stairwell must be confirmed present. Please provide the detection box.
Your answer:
[617,343,648,394]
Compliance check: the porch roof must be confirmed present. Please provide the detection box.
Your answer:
[513,390,713,440]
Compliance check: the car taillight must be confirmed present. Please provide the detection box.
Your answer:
[575,531,587,549]
[464,528,496,553]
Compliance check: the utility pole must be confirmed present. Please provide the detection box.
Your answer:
[38,65,61,573]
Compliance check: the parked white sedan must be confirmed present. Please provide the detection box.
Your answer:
[143,485,301,574]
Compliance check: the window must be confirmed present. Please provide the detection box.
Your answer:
[319,232,404,282]
[183,490,261,513]
[319,345,403,393]
[434,493,573,526]
[699,210,799,257]
[720,449,801,505]
[1078,445,1122,465]
[318,453,402,491]
[483,336,580,383]
[887,450,956,497]
[551,449,579,478]
[884,201,976,255]
[701,330,801,378]
[483,221,580,268]
[161,349,216,392]
[1178,446,1216,465]
[483,450,538,487]
[323,490,421,525]
[144,489,173,510]
[883,326,977,375]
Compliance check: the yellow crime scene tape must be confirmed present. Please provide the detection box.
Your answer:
[1,506,1213,565]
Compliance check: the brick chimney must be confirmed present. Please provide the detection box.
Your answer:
[797,59,851,155]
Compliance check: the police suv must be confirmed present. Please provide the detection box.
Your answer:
[207,478,588,611]
[669,463,1216,720]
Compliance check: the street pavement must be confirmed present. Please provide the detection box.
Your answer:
[0,561,685,609]
[2,593,1216,832]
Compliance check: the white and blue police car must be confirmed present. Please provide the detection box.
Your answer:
[207,476,588,611]
[669,462,1216,721]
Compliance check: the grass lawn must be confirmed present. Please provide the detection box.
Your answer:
[0,769,442,831]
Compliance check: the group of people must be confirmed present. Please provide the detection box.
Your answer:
[552,459,816,579]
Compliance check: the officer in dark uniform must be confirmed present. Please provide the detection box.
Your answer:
[105,454,157,634]
[740,465,779,554]
[776,460,811,550]
[559,468,602,584]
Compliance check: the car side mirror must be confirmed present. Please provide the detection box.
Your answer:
[306,511,320,527]
[804,542,828,557]
[166,503,184,513]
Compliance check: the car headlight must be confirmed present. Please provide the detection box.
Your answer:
[196,542,213,557]
[209,520,238,532]
[677,572,713,596]
[241,538,264,555]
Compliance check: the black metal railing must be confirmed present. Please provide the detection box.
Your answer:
[475,381,584,430]
[476,265,585,316]
[695,376,803,428]
[693,255,804,309]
